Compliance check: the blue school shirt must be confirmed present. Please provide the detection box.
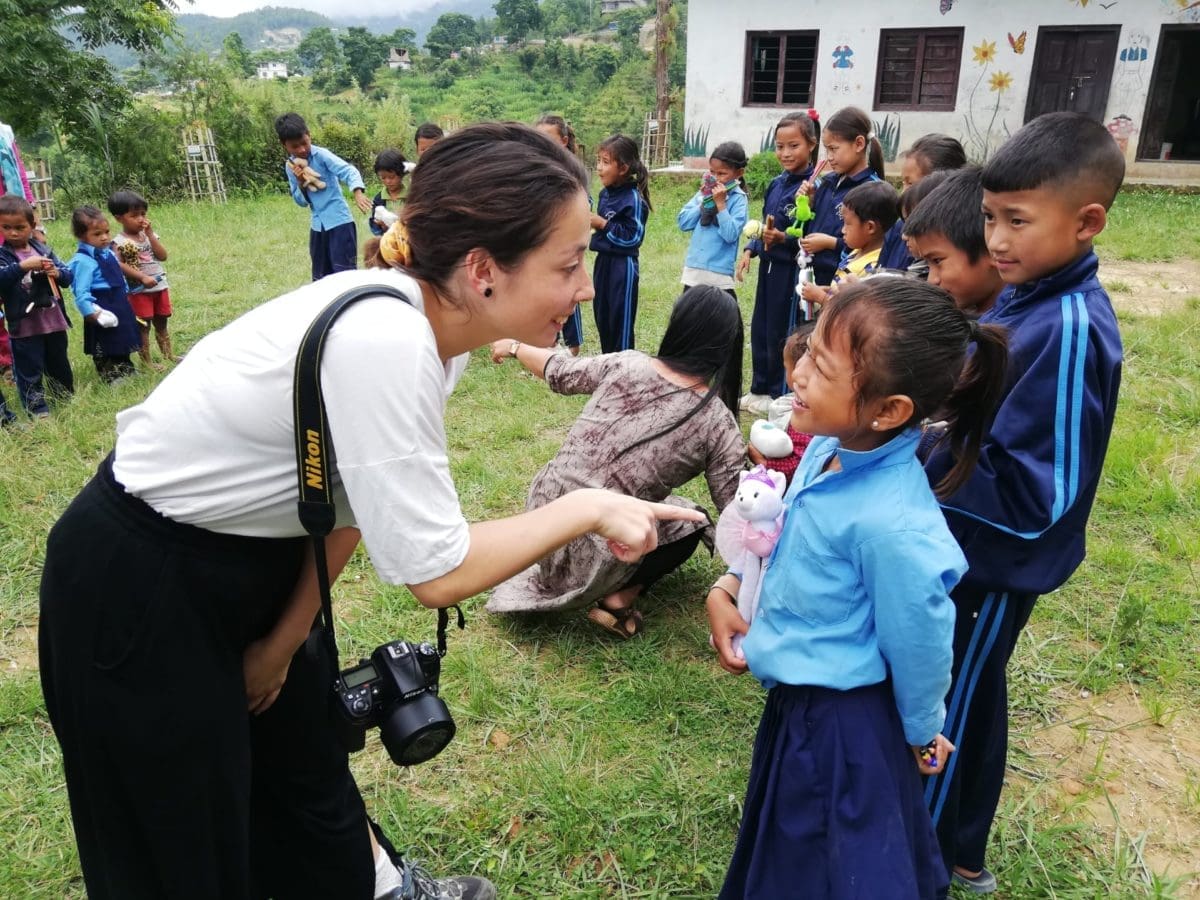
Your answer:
[66,244,119,317]
[878,218,914,270]
[677,185,749,276]
[284,144,365,232]
[744,166,813,265]
[806,167,880,284]
[744,429,964,746]
[589,183,647,257]
[924,250,1122,596]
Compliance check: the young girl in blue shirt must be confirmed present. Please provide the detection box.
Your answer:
[590,134,650,353]
[798,106,884,291]
[737,111,820,413]
[678,142,749,294]
[707,277,1008,899]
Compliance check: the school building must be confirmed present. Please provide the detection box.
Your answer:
[682,0,1200,180]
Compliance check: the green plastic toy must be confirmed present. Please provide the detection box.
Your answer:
[783,193,815,239]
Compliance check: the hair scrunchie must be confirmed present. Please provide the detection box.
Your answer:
[379,220,412,268]
[966,317,981,342]
[807,108,820,122]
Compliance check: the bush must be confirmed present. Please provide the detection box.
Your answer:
[744,149,781,200]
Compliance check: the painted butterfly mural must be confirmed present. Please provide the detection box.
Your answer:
[940,0,954,13]
[1008,30,1027,54]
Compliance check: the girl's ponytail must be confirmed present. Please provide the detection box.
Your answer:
[631,158,652,210]
[866,134,885,180]
[931,321,1008,499]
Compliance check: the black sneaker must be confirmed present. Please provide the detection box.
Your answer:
[383,858,496,900]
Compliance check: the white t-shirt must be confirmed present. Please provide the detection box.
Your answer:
[113,269,471,586]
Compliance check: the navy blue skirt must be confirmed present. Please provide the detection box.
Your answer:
[720,681,949,900]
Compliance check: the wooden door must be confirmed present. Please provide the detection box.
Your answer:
[1025,27,1119,123]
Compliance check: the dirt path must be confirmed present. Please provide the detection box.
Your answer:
[1013,685,1200,895]
[1101,258,1200,315]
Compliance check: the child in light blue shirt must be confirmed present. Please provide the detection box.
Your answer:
[707,277,1009,899]
[677,142,748,292]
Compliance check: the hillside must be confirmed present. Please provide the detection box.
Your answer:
[93,1,496,69]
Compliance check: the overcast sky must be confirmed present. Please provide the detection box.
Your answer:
[178,0,443,19]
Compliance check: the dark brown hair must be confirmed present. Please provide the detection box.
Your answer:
[905,133,967,177]
[824,106,885,179]
[536,114,578,155]
[399,122,590,296]
[71,205,107,238]
[820,279,1008,498]
[0,195,35,226]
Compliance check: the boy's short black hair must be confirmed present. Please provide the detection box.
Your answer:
[981,111,1125,209]
[900,169,952,220]
[904,167,989,262]
[374,148,408,175]
[415,122,444,142]
[274,112,309,143]
[107,190,148,217]
[843,180,900,234]
[0,194,35,225]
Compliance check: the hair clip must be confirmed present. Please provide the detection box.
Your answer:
[807,108,820,122]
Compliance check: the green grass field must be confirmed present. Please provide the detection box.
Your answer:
[1,182,1197,897]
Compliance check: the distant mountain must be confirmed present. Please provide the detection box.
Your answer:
[96,1,496,70]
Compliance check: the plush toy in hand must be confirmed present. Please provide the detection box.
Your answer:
[699,172,720,226]
[289,156,326,191]
[783,193,815,239]
[749,420,794,459]
[713,465,788,658]
[742,214,775,243]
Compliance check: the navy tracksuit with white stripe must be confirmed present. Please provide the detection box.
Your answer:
[590,183,647,353]
[922,250,1122,874]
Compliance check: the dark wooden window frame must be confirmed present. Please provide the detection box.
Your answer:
[743,30,820,108]
[873,27,964,112]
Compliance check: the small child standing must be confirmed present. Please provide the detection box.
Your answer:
[367,149,409,237]
[274,112,372,281]
[798,107,884,287]
[903,167,1004,316]
[0,195,74,416]
[590,135,650,353]
[66,206,140,383]
[708,278,1008,899]
[799,180,899,307]
[414,122,444,158]
[108,190,177,367]
[678,143,749,294]
[921,113,1125,894]
[738,111,821,413]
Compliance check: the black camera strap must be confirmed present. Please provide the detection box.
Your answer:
[293,283,463,677]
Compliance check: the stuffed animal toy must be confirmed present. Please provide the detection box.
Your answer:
[699,172,720,226]
[714,465,787,658]
[289,156,326,192]
[749,419,794,458]
[783,193,815,239]
[742,214,775,242]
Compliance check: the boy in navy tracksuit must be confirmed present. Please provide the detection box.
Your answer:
[274,112,371,281]
[922,112,1125,894]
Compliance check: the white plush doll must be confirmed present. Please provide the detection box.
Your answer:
[714,465,788,658]
[749,419,793,459]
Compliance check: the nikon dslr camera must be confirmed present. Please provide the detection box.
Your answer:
[334,640,455,766]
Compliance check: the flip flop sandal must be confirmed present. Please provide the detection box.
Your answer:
[587,605,644,639]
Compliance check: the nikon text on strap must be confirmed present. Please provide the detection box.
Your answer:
[292,283,464,678]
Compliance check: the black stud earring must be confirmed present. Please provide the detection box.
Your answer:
[484,287,493,298]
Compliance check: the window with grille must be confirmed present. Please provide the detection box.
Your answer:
[875,28,963,111]
[744,32,819,107]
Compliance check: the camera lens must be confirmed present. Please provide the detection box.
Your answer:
[378,693,456,766]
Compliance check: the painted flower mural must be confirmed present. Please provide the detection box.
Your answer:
[972,40,998,64]
[989,71,1014,92]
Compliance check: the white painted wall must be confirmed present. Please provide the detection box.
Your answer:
[683,0,1195,175]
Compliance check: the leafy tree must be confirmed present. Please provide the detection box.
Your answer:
[584,44,621,84]
[425,13,478,59]
[493,0,541,43]
[384,28,418,53]
[339,27,386,91]
[0,0,175,134]
[296,26,342,74]
[613,7,650,56]
[221,32,255,78]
